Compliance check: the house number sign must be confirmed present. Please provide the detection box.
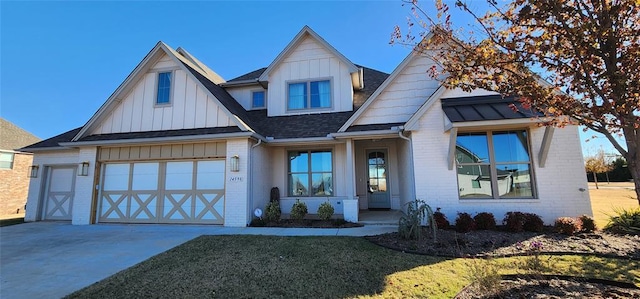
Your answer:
[229,176,243,182]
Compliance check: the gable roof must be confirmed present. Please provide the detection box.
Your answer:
[0,118,41,151]
[226,68,267,84]
[72,41,252,142]
[258,26,360,83]
[21,127,81,151]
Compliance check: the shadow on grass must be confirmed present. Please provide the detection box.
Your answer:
[0,218,24,227]
[64,236,460,298]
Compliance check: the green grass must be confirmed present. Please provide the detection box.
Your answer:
[0,217,24,227]
[65,236,639,299]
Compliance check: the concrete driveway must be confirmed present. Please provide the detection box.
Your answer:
[0,222,395,298]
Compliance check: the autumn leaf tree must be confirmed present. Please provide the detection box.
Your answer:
[585,149,614,189]
[392,0,640,204]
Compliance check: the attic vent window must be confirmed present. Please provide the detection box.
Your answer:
[156,72,172,105]
[287,80,331,110]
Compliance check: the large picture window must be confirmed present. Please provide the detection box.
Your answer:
[288,80,331,110]
[455,130,534,199]
[288,150,333,197]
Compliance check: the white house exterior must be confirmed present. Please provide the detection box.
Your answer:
[23,26,592,227]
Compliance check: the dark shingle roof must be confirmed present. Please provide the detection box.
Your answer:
[345,123,405,132]
[21,127,82,151]
[441,95,542,122]
[227,68,267,83]
[0,118,41,150]
[77,127,242,142]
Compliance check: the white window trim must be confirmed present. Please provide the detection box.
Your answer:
[286,148,335,197]
[251,89,267,109]
[455,129,537,200]
[153,68,177,107]
[285,77,333,113]
[0,151,15,170]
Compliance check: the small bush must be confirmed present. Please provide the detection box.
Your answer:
[503,212,527,232]
[523,213,545,232]
[474,212,496,230]
[578,215,597,233]
[466,258,501,295]
[433,208,450,229]
[264,201,281,222]
[398,200,436,241]
[555,217,581,235]
[604,207,640,235]
[250,218,266,227]
[290,199,308,221]
[317,201,334,221]
[455,212,476,233]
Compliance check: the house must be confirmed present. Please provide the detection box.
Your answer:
[0,118,40,216]
[22,26,592,226]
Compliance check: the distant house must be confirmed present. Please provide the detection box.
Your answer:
[22,26,592,226]
[0,118,40,216]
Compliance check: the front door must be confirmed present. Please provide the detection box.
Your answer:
[367,150,390,209]
[43,166,76,220]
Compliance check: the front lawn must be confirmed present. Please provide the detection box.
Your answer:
[66,236,638,299]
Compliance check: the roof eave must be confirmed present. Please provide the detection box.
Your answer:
[61,132,262,148]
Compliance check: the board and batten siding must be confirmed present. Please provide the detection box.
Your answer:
[354,54,441,125]
[227,86,267,111]
[92,54,233,135]
[98,142,226,162]
[267,36,354,116]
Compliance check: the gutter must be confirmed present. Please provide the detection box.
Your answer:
[330,129,400,139]
[219,79,260,87]
[60,132,264,147]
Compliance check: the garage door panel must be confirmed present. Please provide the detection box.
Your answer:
[43,166,76,220]
[99,160,225,224]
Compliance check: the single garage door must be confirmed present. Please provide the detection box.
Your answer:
[98,160,225,224]
[43,166,76,220]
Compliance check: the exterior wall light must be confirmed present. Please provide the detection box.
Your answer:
[29,165,39,178]
[230,155,240,172]
[79,161,90,176]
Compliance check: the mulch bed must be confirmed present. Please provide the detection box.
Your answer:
[249,219,363,228]
[366,228,640,259]
[454,275,640,298]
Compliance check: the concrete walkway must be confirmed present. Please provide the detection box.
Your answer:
[0,222,396,299]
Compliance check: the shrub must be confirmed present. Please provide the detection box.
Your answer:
[250,218,266,227]
[433,208,450,229]
[290,199,308,221]
[398,199,436,241]
[455,212,476,233]
[503,212,527,232]
[466,258,501,295]
[317,201,334,221]
[523,213,545,232]
[474,212,496,230]
[604,207,640,235]
[264,201,281,222]
[578,214,597,233]
[554,217,581,235]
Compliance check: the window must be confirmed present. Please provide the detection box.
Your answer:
[156,72,172,105]
[455,130,534,199]
[252,91,265,108]
[288,150,333,196]
[0,152,14,169]
[288,80,331,110]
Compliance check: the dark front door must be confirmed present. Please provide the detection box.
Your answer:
[367,150,390,209]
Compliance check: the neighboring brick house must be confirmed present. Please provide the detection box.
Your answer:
[0,118,40,216]
[22,26,592,226]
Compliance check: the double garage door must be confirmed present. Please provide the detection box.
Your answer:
[98,160,225,224]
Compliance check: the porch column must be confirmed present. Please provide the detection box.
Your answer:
[343,138,358,222]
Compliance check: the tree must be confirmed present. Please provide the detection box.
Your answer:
[392,0,640,205]
[585,150,613,189]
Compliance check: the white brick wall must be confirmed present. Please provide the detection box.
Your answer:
[25,150,80,222]
[411,99,592,224]
[224,138,251,227]
[72,147,98,225]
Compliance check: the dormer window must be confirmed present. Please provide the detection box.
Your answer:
[252,90,266,108]
[287,79,331,110]
[156,72,172,105]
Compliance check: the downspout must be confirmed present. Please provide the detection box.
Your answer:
[397,127,416,211]
[248,138,263,223]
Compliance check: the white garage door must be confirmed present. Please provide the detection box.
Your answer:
[43,166,76,220]
[98,160,225,224]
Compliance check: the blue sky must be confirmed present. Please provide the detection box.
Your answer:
[0,1,622,156]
